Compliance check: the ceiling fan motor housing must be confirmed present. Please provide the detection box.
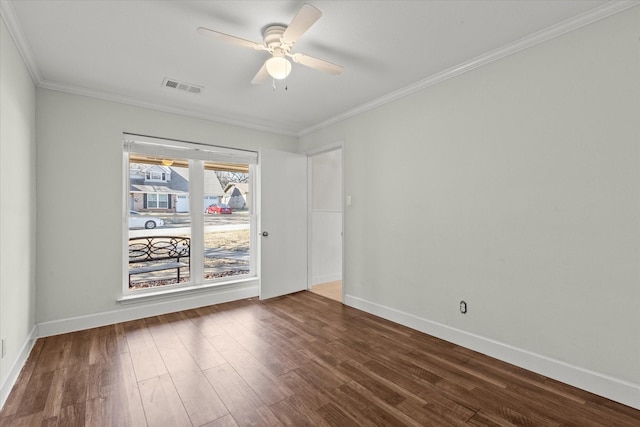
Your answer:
[263,25,289,52]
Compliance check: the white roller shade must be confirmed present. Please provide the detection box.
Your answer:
[123,133,258,164]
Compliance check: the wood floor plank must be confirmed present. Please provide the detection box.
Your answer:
[223,299,276,331]
[293,358,350,393]
[123,319,168,382]
[146,315,229,426]
[467,410,518,427]
[165,312,227,370]
[13,371,54,418]
[85,395,119,427]
[248,325,313,367]
[217,322,299,377]
[88,326,123,366]
[203,363,261,410]
[277,370,331,411]
[40,368,67,421]
[316,401,377,427]
[33,334,72,375]
[57,402,86,427]
[186,307,227,338]
[207,333,292,406]
[138,374,192,427]
[366,345,445,390]
[3,291,639,426]
[170,369,229,426]
[118,352,148,427]
[5,411,43,427]
[0,339,45,418]
[203,363,281,427]
[328,381,417,426]
[337,358,472,426]
[201,414,239,427]
[60,365,89,409]
[268,394,331,427]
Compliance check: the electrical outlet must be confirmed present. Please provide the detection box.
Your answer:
[460,301,467,314]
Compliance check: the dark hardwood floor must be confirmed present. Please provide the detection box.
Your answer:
[1,291,639,426]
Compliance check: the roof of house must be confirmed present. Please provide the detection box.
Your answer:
[224,182,249,194]
[130,166,224,196]
[204,171,225,196]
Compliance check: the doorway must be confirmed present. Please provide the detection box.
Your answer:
[308,147,343,302]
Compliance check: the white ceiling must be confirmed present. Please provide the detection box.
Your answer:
[2,0,632,136]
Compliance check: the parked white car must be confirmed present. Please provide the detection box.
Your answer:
[129,211,164,229]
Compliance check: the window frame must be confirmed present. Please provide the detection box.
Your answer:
[146,192,169,209]
[122,134,258,297]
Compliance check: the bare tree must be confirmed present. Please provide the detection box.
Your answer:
[215,171,249,188]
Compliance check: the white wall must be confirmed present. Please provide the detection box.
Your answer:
[300,6,640,405]
[0,17,37,404]
[310,149,342,285]
[35,89,297,327]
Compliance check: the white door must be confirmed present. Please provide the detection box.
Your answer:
[176,194,189,212]
[259,149,307,300]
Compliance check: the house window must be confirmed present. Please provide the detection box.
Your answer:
[145,171,167,181]
[146,193,169,209]
[123,134,256,293]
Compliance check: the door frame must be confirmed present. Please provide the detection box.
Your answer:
[305,142,345,301]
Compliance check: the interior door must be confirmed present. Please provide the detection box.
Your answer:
[259,149,308,299]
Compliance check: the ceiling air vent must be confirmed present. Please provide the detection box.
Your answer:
[162,78,203,94]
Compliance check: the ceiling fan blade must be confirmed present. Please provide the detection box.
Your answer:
[282,4,322,45]
[290,53,343,75]
[197,27,264,50]
[251,62,270,84]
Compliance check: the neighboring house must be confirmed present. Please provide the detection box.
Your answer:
[223,182,249,210]
[129,163,224,212]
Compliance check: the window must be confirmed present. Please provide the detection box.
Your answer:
[203,166,250,280]
[123,134,256,294]
[146,193,169,209]
[145,171,167,181]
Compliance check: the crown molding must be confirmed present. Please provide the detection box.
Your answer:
[298,0,640,137]
[38,80,298,137]
[0,0,42,84]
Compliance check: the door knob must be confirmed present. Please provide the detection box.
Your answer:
[262,231,269,237]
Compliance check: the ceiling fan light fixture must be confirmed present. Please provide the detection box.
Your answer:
[265,56,292,80]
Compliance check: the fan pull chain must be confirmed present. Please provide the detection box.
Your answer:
[272,78,276,91]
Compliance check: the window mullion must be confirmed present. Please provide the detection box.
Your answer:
[249,164,257,277]
[190,159,205,282]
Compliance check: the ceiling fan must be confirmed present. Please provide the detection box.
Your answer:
[197,3,343,84]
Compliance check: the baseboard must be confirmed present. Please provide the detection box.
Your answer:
[0,325,38,410]
[344,294,640,411]
[38,282,259,337]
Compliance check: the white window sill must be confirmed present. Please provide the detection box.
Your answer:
[117,276,258,305]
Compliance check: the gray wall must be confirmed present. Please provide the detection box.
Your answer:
[35,89,297,324]
[0,17,37,395]
[300,7,640,387]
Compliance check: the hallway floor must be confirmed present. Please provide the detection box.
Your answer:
[309,280,342,302]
